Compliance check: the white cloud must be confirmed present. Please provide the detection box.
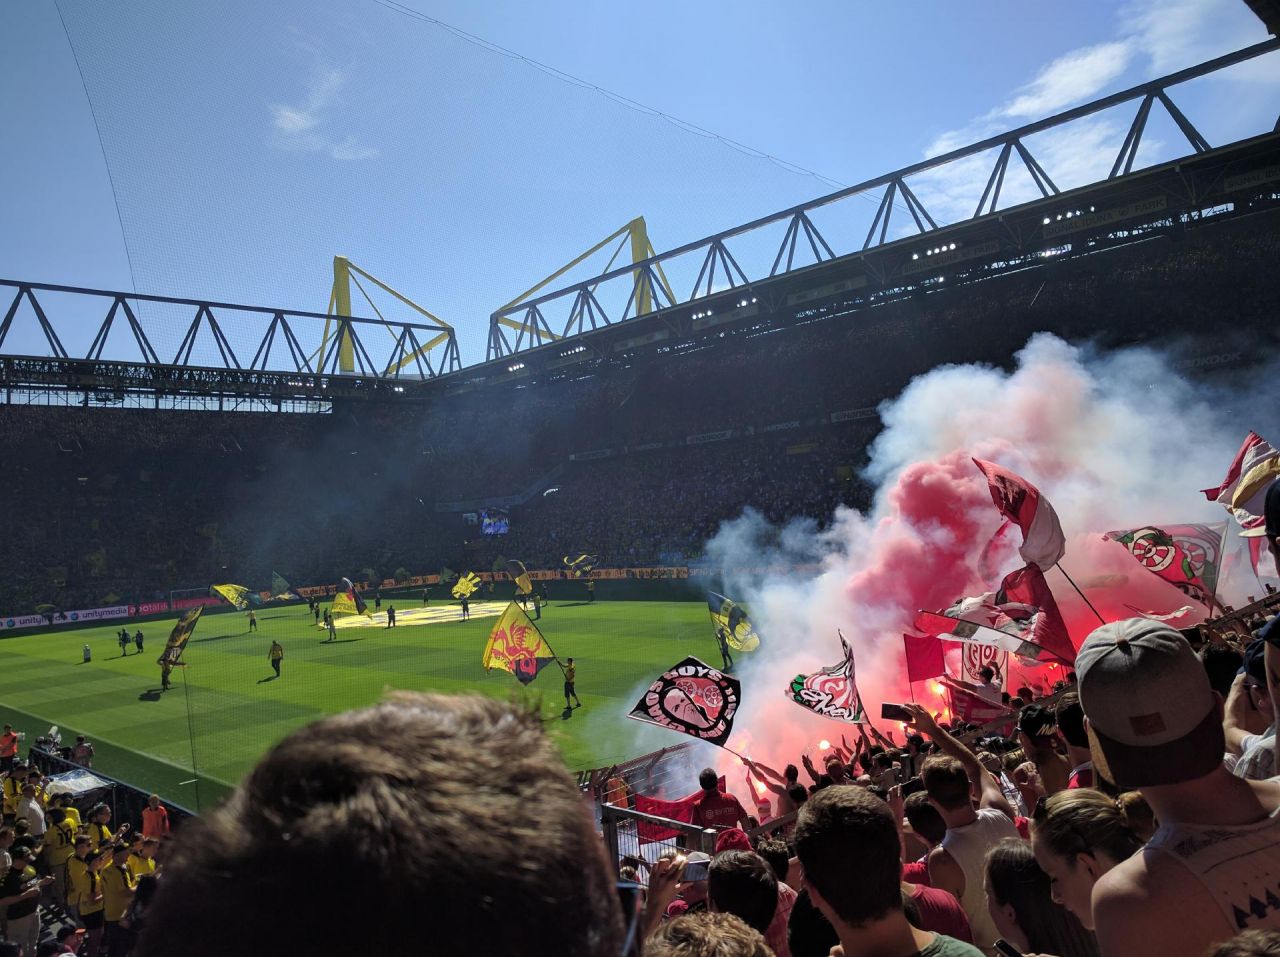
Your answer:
[999,41,1134,120]
[269,68,379,162]
[271,107,318,134]
[909,0,1277,230]
[1121,0,1267,75]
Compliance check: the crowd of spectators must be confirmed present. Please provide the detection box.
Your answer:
[0,480,1276,957]
[0,212,1276,615]
[1,753,169,957]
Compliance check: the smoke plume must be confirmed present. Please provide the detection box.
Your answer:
[697,333,1277,786]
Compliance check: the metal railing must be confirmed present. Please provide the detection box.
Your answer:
[601,802,719,875]
[487,38,1280,360]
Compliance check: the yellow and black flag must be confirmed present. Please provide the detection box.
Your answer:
[482,602,557,685]
[211,584,254,610]
[157,607,202,667]
[505,559,533,596]
[562,554,599,579]
[332,577,372,617]
[271,572,302,602]
[452,572,481,599]
[708,592,762,653]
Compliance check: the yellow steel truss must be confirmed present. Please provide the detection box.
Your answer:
[317,256,455,375]
[495,216,674,344]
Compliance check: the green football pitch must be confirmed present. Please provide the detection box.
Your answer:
[0,600,713,810]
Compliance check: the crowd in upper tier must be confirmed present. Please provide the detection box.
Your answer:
[1,214,1277,616]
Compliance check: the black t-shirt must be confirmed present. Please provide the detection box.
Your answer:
[2,864,39,919]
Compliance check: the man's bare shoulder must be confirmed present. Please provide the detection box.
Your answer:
[1094,850,1229,956]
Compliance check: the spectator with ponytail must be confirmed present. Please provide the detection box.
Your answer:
[1029,789,1144,930]
[984,838,1098,957]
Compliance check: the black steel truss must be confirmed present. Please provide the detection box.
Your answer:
[0,280,460,384]
[487,37,1280,361]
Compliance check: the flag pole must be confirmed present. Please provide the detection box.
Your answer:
[1207,522,1229,616]
[522,602,566,673]
[1054,562,1106,625]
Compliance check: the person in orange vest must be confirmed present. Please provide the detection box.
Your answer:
[0,724,19,772]
[141,795,170,839]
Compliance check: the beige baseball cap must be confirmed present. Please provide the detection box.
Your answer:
[1075,618,1223,788]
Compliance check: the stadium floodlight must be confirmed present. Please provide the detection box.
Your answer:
[949,243,956,250]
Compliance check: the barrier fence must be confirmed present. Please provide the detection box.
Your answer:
[26,746,195,835]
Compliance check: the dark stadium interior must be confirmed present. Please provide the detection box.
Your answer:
[2,208,1277,613]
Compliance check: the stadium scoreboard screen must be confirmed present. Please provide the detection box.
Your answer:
[480,508,510,535]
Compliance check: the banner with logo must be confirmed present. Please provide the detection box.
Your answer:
[49,605,131,624]
[0,614,49,631]
[171,597,223,611]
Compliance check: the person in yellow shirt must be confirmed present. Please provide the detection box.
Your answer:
[44,808,79,905]
[64,834,93,919]
[77,848,109,956]
[101,843,137,953]
[127,836,158,878]
[50,792,81,828]
[86,803,128,849]
[1,764,29,816]
[127,836,160,880]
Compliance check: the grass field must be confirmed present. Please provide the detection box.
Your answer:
[0,600,712,810]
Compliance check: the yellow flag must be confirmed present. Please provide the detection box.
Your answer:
[482,603,555,684]
[708,592,761,653]
[505,559,533,595]
[157,607,202,666]
[211,584,251,610]
[452,572,481,599]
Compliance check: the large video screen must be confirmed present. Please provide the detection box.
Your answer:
[480,508,510,535]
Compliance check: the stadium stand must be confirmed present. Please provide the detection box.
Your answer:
[0,210,1277,614]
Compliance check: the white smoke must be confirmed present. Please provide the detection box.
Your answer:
[688,333,1278,792]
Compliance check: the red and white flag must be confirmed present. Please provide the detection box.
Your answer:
[914,563,1076,666]
[1203,432,1278,532]
[973,459,1066,570]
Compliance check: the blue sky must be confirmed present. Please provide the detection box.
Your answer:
[1,0,1276,368]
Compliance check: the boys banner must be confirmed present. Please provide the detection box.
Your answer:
[787,631,865,723]
[628,657,741,747]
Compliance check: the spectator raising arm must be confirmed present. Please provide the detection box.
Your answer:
[901,703,1016,821]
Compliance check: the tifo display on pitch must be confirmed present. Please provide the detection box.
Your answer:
[329,600,509,629]
[0,600,712,808]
